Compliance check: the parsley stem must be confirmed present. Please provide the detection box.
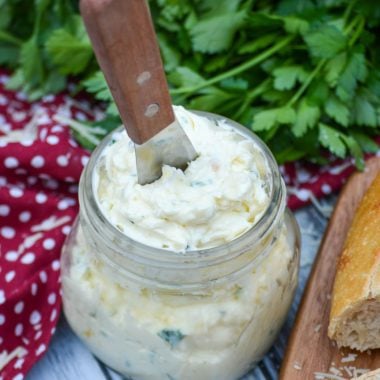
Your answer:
[53,114,101,145]
[343,0,358,24]
[233,79,271,119]
[0,31,23,46]
[344,14,361,35]
[349,16,365,47]
[287,59,326,107]
[171,35,295,95]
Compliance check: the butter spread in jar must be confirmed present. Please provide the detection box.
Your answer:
[61,107,300,380]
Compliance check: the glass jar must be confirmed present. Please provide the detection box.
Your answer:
[61,112,300,380]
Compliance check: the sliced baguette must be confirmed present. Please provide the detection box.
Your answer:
[328,174,380,351]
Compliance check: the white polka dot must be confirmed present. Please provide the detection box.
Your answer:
[39,173,51,180]
[296,189,310,202]
[43,238,56,250]
[19,211,31,222]
[0,94,7,105]
[0,123,11,133]
[31,155,45,168]
[0,140,8,148]
[68,184,78,194]
[0,314,5,325]
[0,204,10,216]
[5,271,15,282]
[58,199,69,210]
[35,192,47,204]
[31,283,38,296]
[15,323,23,337]
[47,293,56,305]
[51,125,63,133]
[13,373,24,380]
[0,290,5,304]
[50,308,57,322]
[0,176,7,186]
[62,225,71,235]
[15,168,27,175]
[58,198,76,210]
[34,323,42,331]
[20,139,34,147]
[21,252,35,264]
[56,155,69,167]
[5,251,18,261]
[44,178,59,189]
[4,156,19,169]
[39,128,48,140]
[36,344,46,356]
[81,156,89,167]
[321,184,332,194]
[39,271,47,283]
[69,139,78,147]
[76,111,87,121]
[37,113,50,124]
[27,176,38,185]
[42,94,55,102]
[14,357,25,369]
[51,327,56,335]
[30,310,41,325]
[1,226,16,239]
[14,301,24,314]
[13,111,26,122]
[52,260,60,271]
[65,176,75,182]
[34,331,43,341]
[9,187,23,198]
[46,135,59,145]
[16,91,27,100]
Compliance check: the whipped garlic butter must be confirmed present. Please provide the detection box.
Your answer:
[61,108,300,380]
[94,106,269,252]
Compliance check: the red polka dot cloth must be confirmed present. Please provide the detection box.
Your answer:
[0,67,379,379]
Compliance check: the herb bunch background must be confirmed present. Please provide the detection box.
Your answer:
[1,0,379,167]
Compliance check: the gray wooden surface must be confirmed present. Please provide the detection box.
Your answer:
[27,197,334,380]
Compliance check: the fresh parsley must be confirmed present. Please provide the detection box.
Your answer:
[1,0,379,168]
[157,329,185,348]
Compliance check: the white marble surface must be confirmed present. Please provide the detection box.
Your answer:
[27,197,334,380]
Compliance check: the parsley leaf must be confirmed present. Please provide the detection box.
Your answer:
[292,99,320,137]
[157,329,185,348]
[252,106,295,131]
[190,10,246,53]
[324,94,350,127]
[318,123,346,158]
[336,50,367,102]
[273,65,307,90]
[303,24,347,59]
[45,16,92,75]
[352,92,377,127]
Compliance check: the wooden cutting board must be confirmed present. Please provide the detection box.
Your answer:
[280,156,380,380]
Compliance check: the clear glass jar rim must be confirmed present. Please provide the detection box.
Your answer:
[80,110,285,269]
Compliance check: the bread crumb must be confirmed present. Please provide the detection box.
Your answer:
[329,366,343,375]
[314,372,345,379]
[314,324,322,333]
[341,353,358,363]
[293,361,302,370]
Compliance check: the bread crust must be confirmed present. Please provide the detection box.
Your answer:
[355,368,380,379]
[328,174,380,348]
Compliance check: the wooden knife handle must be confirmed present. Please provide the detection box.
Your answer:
[80,0,174,144]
